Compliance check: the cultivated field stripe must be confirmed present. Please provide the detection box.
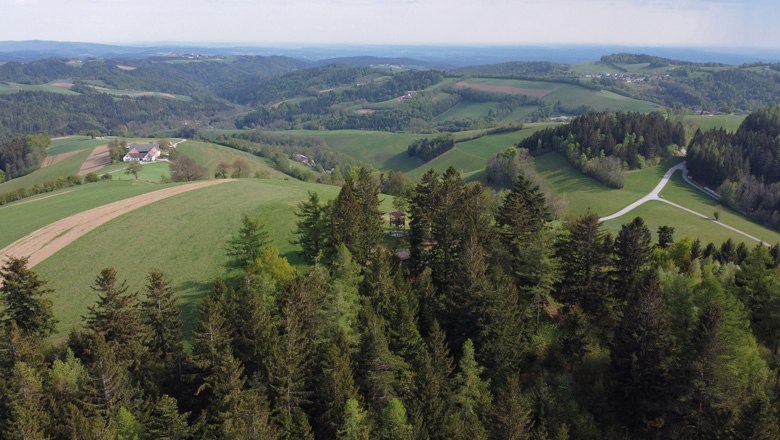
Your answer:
[78,145,110,176]
[0,180,233,269]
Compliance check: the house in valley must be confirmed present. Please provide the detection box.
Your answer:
[123,143,161,162]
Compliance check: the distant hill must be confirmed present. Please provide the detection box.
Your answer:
[313,56,441,69]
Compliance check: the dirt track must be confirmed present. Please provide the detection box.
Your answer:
[78,145,110,176]
[0,180,232,269]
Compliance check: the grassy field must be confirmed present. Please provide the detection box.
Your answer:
[0,81,79,95]
[684,114,746,133]
[0,149,91,194]
[570,62,624,75]
[435,101,502,121]
[0,180,178,248]
[533,152,677,216]
[100,161,173,183]
[541,85,659,112]
[48,136,111,155]
[33,179,394,338]
[600,201,776,246]
[459,78,562,92]
[659,173,780,244]
[175,140,287,179]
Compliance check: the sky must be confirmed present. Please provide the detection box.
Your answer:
[1,0,778,48]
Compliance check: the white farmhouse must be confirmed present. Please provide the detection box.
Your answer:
[123,143,161,162]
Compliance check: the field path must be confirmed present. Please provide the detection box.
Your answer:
[599,161,767,245]
[78,145,110,176]
[0,179,232,269]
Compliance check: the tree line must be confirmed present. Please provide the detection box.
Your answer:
[0,133,49,180]
[518,111,685,187]
[3,164,780,438]
[687,106,780,229]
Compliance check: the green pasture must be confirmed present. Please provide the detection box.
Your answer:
[533,153,678,216]
[541,85,659,112]
[600,201,771,246]
[435,101,502,121]
[660,173,780,245]
[684,114,746,133]
[101,161,172,183]
[459,78,562,92]
[0,81,79,95]
[0,149,91,194]
[0,180,176,248]
[48,136,112,155]
[34,179,395,338]
[175,140,287,179]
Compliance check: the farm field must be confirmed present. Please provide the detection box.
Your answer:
[31,178,395,338]
[0,180,178,248]
[434,101,503,121]
[48,136,112,155]
[0,148,91,194]
[541,85,659,112]
[101,161,173,182]
[684,114,746,133]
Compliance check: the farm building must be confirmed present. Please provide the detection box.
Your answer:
[123,143,161,162]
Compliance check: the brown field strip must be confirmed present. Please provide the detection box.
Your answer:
[41,150,82,168]
[0,179,232,269]
[78,145,110,176]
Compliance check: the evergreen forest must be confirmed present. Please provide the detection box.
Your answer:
[3,166,780,439]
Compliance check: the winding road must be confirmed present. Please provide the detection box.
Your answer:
[599,161,767,245]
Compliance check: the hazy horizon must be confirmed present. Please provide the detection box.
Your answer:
[2,0,778,49]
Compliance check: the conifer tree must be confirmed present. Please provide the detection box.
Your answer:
[223,387,277,440]
[408,169,440,275]
[4,361,50,440]
[492,376,533,440]
[83,333,134,426]
[140,270,184,378]
[293,191,331,264]
[84,268,144,354]
[413,321,455,440]
[609,273,673,432]
[0,256,56,338]
[226,214,270,268]
[448,339,491,440]
[735,244,780,352]
[613,217,653,298]
[145,394,193,440]
[330,168,383,266]
[338,398,372,440]
[357,307,408,407]
[316,331,359,439]
[378,397,413,440]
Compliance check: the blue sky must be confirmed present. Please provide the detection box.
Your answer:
[1,0,778,47]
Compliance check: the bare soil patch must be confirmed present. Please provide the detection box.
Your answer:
[41,150,82,168]
[50,82,73,88]
[454,81,552,98]
[356,109,376,115]
[0,180,232,269]
[78,145,110,176]
[116,65,137,71]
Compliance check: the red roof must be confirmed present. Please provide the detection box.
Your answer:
[389,211,405,218]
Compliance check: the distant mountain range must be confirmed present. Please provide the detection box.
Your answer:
[3,40,780,66]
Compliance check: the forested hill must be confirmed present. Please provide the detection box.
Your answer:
[687,106,780,229]
[0,56,307,95]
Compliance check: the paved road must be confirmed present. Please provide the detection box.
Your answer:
[599,161,686,222]
[599,161,767,245]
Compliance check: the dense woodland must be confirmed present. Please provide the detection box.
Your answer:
[2,165,780,439]
[406,136,455,162]
[518,112,685,188]
[687,106,780,229]
[0,133,48,180]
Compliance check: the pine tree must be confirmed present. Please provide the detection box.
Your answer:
[609,273,673,432]
[492,376,533,440]
[83,333,134,426]
[145,394,193,440]
[4,361,50,440]
[84,268,145,365]
[226,214,270,268]
[0,256,56,338]
[378,397,413,440]
[448,339,492,440]
[414,321,454,440]
[316,332,359,439]
[223,387,277,440]
[613,217,653,299]
[408,169,440,275]
[338,398,372,440]
[293,191,331,264]
[735,244,780,352]
[140,270,184,379]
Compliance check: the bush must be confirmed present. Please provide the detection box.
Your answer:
[100,173,113,181]
[84,172,100,183]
